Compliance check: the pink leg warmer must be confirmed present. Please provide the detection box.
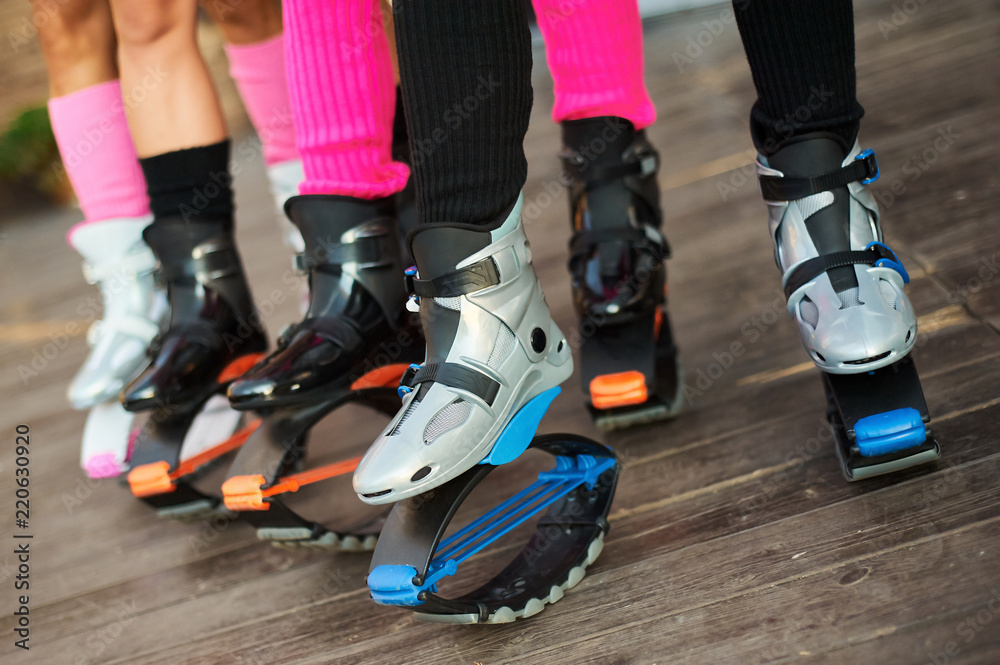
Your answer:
[225,34,300,166]
[533,0,656,129]
[47,80,150,223]
[283,0,408,198]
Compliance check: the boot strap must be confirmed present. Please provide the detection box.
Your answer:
[784,241,909,300]
[399,362,500,406]
[293,219,397,273]
[560,149,658,185]
[760,149,879,201]
[405,257,501,299]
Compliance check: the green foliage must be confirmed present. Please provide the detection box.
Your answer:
[0,106,65,199]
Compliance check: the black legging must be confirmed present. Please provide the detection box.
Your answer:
[392,0,865,228]
[393,0,532,228]
[734,0,864,154]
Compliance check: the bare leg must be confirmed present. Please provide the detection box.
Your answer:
[109,0,226,156]
[34,0,118,97]
[199,0,281,45]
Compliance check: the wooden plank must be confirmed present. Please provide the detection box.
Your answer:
[100,452,1000,665]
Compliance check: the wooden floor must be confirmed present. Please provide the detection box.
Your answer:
[2,1,999,663]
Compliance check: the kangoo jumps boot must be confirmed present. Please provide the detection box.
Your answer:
[122,218,267,411]
[562,117,682,431]
[353,194,574,504]
[67,216,166,409]
[758,132,939,480]
[227,195,423,410]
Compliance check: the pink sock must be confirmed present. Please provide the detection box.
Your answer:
[48,80,150,223]
[225,34,300,166]
[283,0,408,198]
[533,0,656,129]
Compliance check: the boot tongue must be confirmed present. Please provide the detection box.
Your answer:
[408,195,522,280]
[768,134,859,296]
[561,116,637,168]
[142,218,227,275]
[285,195,396,253]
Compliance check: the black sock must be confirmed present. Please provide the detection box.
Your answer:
[139,140,235,226]
[733,0,864,155]
[394,0,532,227]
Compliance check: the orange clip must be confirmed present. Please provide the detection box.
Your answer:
[128,461,176,498]
[128,420,261,499]
[222,474,270,511]
[350,362,411,391]
[590,370,649,410]
[222,457,362,512]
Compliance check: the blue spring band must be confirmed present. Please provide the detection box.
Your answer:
[368,453,616,607]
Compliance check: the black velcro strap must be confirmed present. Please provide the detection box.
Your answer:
[294,234,387,272]
[759,151,879,201]
[402,362,500,405]
[410,258,500,299]
[784,244,896,299]
[562,152,658,185]
[187,238,240,283]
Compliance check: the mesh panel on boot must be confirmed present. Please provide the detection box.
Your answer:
[423,400,473,444]
[487,324,516,369]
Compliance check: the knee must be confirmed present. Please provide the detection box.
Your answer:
[112,0,195,55]
[34,0,113,67]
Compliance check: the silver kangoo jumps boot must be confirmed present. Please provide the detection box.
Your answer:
[758,135,916,374]
[353,194,574,504]
[67,217,166,409]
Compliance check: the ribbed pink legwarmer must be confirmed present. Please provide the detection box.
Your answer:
[283,0,408,198]
[48,80,150,223]
[225,34,300,166]
[533,0,656,129]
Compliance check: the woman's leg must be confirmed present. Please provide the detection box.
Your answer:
[37,0,163,424]
[110,0,266,411]
[735,2,928,477]
[226,0,418,410]
[353,0,573,504]
[734,0,863,155]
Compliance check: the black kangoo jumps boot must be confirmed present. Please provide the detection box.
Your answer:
[561,116,683,431]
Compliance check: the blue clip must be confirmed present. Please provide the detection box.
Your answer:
[855,407,926,457]
[867,241,910,283]
[857,148,879,185]
[397,363,422,399]
[404,266,420,304]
